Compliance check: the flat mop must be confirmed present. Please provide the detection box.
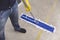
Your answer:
[20,0,55,33]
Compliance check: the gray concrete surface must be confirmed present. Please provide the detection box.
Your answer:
[5,0,60,40]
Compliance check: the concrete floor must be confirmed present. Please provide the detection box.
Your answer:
[5,0,60,40]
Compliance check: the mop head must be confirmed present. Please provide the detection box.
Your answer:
[20,14,55,33]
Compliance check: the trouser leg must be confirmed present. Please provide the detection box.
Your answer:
[9,1,20,29]
[0,10,10,40]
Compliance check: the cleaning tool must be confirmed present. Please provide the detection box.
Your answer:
[21,0,55,33]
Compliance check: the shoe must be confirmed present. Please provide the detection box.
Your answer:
[15,28,26,33]
[14,25,26,33]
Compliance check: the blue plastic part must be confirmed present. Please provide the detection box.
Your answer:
[21,14,54,32]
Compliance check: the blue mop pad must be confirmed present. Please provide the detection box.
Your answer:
[20,14,55,33]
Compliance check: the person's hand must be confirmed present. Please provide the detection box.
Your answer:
[22,0,31,12]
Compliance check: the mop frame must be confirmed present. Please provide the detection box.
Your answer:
[20,13,55,33]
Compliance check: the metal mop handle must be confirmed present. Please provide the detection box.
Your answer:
[30,12,35,19]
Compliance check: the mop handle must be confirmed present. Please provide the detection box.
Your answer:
[29,12,35,19]
[22,0,35,19]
